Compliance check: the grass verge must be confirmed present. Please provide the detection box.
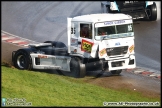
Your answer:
[1,64,160,107]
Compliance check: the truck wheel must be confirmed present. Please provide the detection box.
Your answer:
[70,57,86,78]
[111,69,122,75]
[13,50,32,70]
[148,2,157,21]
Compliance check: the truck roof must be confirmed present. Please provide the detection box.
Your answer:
[71,13,132,22]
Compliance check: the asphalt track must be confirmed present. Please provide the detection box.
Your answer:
[2,1,161,73]
[1,1,161,102]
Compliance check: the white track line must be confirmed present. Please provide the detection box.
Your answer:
[11,40,27,43]
[2,36,15,40]
[1,30,38,43]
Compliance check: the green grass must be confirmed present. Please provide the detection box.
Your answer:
[1,65,160,107]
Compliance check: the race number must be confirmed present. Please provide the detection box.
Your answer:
[128,25,132,31]
[81,39,93,53]
[71,27,76,34]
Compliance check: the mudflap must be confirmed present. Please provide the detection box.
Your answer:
[12,51,16,63]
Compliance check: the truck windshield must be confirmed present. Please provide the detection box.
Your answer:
[95,23,134,40]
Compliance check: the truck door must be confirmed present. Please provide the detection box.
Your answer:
[77,23,94,58]
[70,22,79,53]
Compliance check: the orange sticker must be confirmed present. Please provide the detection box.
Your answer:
[81,39,93,53]
[38,55,48,58]
[129,45,134,53]
[100,48,106,56]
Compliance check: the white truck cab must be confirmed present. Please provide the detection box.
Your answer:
[68,13,135,72]
[12,13,136,78]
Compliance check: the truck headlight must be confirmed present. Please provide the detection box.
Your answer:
[129,55,135,60]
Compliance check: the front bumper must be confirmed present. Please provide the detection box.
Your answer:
[85,55,136,71]
[108,55,136,71]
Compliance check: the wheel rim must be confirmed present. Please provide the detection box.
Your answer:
[17,55,26,69]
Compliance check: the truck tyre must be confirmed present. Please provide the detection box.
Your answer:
[111,69,122,75]
[148,2,157,21]
[70,57,86,78]
[13,50,32,70]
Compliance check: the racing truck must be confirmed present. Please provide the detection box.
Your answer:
[12,13,136,78]
[101,1,157,21]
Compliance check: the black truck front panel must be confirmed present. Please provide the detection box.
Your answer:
[115,1,148,19]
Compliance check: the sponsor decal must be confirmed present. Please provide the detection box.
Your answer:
[38,55,48,58]
[81,39,94,53]
[114,20,125,24]
[71,38,78,46]
[129,45,134,53]
[100,48,106,56]
[104,20,125,25]
[115,42,120,46]
[104,21,113,25]
[71,38,78,43]
[95,20,132,27]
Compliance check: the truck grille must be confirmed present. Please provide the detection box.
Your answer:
[116,1,147,19]
[116,1,146,9]
[106,46,128,56]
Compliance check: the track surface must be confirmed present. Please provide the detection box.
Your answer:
[2,1,161,73]
[1,1,161,101]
